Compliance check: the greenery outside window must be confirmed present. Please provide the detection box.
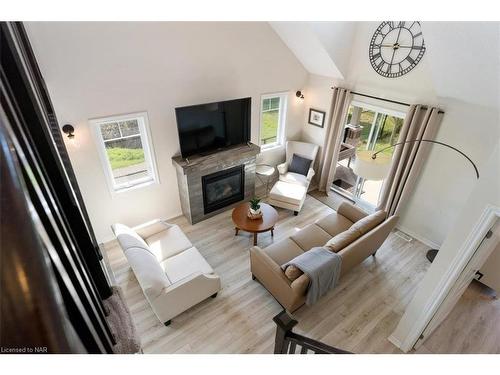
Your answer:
[333,101,406,211]
[90,112,159,194]
[260,93,287,149]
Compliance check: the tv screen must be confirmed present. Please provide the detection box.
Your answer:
[175,97,251,158]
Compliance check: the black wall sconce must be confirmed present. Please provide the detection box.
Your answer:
[62,124,75,139]
[296,90,304,99]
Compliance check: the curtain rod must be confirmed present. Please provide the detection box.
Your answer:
[330,87,445,114]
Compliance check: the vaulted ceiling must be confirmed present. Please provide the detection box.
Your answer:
[270,21,500,110]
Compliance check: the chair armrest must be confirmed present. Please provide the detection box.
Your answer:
[291,274,310,296]
[150,272,221,322]
[306,167,315,182]
[133,219,172,239]
[337,202,368,222]
[277,162,288,175]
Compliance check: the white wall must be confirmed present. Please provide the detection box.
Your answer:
[25,22,309,242]
[300,74,336,175]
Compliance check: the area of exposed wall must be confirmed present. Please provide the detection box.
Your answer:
[300,74,336,176]
[25,22,309,242]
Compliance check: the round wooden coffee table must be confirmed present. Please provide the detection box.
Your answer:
[232,202,278,246]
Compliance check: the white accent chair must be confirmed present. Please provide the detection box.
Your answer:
[268,141,319,215]
[111,219,221,326]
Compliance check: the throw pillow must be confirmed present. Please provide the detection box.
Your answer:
[325,226,363,252]
[288,153,313,176]
[351,210,386,234]
[324,210,387,252]
[284,265,303,281]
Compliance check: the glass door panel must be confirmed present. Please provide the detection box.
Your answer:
[332,104,405,211]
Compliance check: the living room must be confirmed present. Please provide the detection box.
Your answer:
[1,1,500,373]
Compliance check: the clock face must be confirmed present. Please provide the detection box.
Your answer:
[369,21,426,78]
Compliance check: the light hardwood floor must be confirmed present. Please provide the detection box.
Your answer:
[105,194,431,353]
[415,280,500,354]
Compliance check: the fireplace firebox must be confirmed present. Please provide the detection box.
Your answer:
[202,165,244,214]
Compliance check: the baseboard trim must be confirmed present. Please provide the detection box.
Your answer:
[396,224,441,249]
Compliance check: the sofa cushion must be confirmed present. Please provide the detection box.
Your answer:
[269,180,307,206]
[263,238,304,266]
[124,247,171,299]
[284,265,303,281]
[113,223,150,252]
[160,247,214,284]
[290,224,332,251]
[325,226,363,253]
[351,210,386,234]
[288,153,312,176]
[337,202,368,223]
[145,224,193,262]
[315,213,353,237]
[279,172,308,187]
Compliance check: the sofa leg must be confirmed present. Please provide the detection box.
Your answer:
[211,293,218,298]
[164,320,171,326]
[372,251,377,257]
[293,211,298,216]
[252,274,256,280]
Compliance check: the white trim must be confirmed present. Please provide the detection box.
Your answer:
[259,92,288,150]
[395,204,500,352]
[350,99,408,118]
[396,224,442,249]
[89,111,159,197]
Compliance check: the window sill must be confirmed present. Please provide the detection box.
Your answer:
[260,143,283,153]
[111,178,158,196]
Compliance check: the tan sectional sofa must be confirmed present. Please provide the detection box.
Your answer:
[249,202,398,312]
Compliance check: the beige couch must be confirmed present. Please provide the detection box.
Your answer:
[112,219,221,325]
[249,202,398,312]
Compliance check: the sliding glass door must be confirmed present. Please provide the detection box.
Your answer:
[332,102,405,211]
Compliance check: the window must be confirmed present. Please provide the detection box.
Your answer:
[90,112,158,193]
[259,93,287,149]
[332,102,406,211]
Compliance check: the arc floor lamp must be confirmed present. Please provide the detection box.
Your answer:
[353,139,480,263]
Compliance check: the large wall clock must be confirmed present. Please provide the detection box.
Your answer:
[369,21,426,78]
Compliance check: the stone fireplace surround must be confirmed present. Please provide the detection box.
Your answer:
[172,143,260,224]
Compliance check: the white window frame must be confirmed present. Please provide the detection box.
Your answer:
[90,111,159,195]
[259,92,288,150]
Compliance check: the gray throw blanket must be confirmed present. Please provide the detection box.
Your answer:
[282,247,342,305]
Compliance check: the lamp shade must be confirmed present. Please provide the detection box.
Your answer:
[352,150,392,181]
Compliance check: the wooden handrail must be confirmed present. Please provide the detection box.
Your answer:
[273,310,351,354]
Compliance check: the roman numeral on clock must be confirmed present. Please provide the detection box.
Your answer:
[406,56,415,65]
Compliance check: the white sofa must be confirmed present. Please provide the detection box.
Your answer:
[111,219,221,326]
[268,141,319,215]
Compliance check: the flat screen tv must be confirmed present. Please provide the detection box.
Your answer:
[175,97,251,158]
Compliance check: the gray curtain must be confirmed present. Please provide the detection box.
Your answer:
[377,105,444,216]
[318,87,352,193]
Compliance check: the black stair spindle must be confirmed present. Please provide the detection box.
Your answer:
[273,310,352,354]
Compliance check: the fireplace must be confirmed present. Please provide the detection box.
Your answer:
[172,142,259,224]
[202,165,244,214]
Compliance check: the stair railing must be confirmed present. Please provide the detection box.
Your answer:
[273,310,351,354]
